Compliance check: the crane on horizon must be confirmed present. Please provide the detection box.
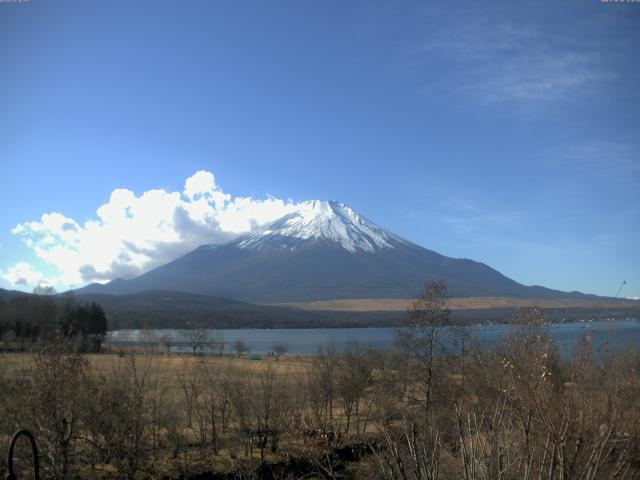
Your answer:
[615,280,627,298]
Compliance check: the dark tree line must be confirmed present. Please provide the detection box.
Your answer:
[0,288,108,352]
[59,300,108,352]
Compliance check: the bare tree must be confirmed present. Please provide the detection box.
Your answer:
[272,342,288,360]
[178,360,201,429]
[212,330,226,357]
[195,360,221,452]
[28,342,90,480]
[84,351,156,480]
[337,340,373,433]
[192,358,238,453]
[216,359,236,434]
[159,334,173,355]
[183,323,211,356]
[32,284,57,296]
[139,329,159,355]
[253,367,290,461]
[230,366,291,464]
[370,348,407,429]
[309,341,339,427]
[397,280,450,415]
[233,339,250,357]
[146,355,171,456]
[376,416,441,480]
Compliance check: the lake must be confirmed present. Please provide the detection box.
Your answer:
[107,318,640,356]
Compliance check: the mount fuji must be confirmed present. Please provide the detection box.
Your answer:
[77,200,577,302]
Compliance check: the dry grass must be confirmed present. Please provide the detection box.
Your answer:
[3,334,637,480]
[1,350,312,378]
[268,296,638,312]
[0,350,322,477]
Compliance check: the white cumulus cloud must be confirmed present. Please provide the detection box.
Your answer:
[7,170,300,289]
[0,262,47,288]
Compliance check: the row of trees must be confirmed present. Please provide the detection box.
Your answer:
[0,287,108,352]
[118,325,288,359]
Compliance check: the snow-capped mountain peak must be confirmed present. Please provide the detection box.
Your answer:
[236,200,409,253]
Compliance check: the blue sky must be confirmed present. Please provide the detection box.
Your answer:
[0,0,638,297]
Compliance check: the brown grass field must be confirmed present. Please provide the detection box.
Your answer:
[0,350,313,383]
[2,328,639,480]
[270,296,639,312]
[0,351,325,477]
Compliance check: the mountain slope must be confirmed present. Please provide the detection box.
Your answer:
[77,200,584,302]
[0,287,31,301]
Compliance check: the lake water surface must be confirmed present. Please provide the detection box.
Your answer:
[108,319,640,356]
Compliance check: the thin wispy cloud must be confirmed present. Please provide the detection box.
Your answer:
[434,197,521,241]
[559,141,640,181]
[395,196,522,249]
[538,140,640,211]
[419,14,615,108]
